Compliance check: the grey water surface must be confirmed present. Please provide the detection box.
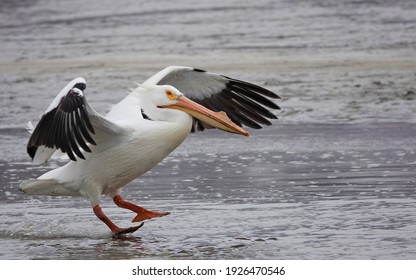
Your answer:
[0,0,416,259]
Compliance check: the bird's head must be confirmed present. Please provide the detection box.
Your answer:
[135,84,249,136]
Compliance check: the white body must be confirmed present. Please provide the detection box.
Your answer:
[20,66,277,211]
[21,86,193,206]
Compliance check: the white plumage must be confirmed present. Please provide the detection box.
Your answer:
[20,66,280,235]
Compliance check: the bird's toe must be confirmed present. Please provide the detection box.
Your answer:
[112,222,144,237]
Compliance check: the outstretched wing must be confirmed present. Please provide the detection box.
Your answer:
[144,66,280,132]
[27,78,123,164]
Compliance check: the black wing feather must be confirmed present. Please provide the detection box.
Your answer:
[227,81,281,110]
[223,88,277,119]
[212,94,262,129]
[220,90,272,126]
[73,110,92,153]
[27,87,96,162]
[187,78,278,131]
[227,78,280,99]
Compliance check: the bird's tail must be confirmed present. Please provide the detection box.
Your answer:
[19,179,80,196]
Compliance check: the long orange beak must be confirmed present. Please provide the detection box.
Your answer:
[161,96,249,136]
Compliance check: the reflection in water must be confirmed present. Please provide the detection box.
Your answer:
[93,236,145,259]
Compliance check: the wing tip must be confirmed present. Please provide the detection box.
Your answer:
[27,146,37,161]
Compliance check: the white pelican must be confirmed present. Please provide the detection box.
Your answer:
[20,66,280,235]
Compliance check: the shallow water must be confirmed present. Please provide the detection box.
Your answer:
[1,0,416,260]
[1,123,416,259]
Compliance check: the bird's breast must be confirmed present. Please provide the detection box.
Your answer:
[91,116,192,194]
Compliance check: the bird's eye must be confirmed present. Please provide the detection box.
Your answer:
[165,90,176,100]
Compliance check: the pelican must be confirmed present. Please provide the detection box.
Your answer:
[20,66,280,235]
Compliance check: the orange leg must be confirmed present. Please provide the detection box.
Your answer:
[93,204,143,235]
[113,195,170,222]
